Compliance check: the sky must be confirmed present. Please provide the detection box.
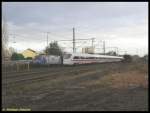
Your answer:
[2,2,148,56]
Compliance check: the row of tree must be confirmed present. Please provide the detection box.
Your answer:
[45,41,63,56]
[10,41,62,60]
[11,53,32,60]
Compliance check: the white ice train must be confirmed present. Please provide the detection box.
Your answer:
[63,53,124,65]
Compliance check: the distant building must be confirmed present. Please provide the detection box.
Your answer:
[22,48,38,58]
[132,55,140,62]
[82,47,94,54]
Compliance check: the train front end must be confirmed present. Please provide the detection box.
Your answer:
[63,53,73,65]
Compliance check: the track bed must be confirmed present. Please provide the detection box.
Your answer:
[2,62,148,111]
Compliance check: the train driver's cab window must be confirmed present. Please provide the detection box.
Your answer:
[63,54,71,59]
[86,57,90,59]
[80,56,85,59]
[89,57,94,59]
[74,56,79,59]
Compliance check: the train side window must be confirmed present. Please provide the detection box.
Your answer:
[90,57,95,59]
[74,56,79,59]
[63,54,71,59]
[80,56,85,59]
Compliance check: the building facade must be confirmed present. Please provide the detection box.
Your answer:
[22,48,38,58]
[82,47,94,54]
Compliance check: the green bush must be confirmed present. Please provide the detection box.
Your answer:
[123,54,132,63]
[26,57,32,60]
[11,52,25,60]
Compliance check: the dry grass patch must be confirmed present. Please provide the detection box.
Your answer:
[110,71,148,89]
[83,71,148,89]
[81,64,148,89]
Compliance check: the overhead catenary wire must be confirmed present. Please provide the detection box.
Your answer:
[8,27,131,56]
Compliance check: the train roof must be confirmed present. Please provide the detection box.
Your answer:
[65,52,123,59]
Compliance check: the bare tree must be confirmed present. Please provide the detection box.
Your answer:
[2,16,9,62]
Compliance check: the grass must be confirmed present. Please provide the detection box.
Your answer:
[82,62,148,89]
[5,62,148,95]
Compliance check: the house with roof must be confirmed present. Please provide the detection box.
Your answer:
[22,48,38,59]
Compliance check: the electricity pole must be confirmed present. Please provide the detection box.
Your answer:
[116,47,119,56]
[91,38,95,54]
[46,32,50,54]
[13,35,16,43]
[47,32,50,48]
[73,27,75,53]
[91,38,95,48]
[136,48,138,55]
[46,32,50,66]
[103,41,105,55]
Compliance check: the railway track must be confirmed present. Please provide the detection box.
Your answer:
[2,63,118,77]
[3,70,76,85]
[3,68,103,99]
[3,67,69,79]
[3,64,106,86]
[2,65,90,79]
[2,66,70,77]
[3,63,109,78]
[3,62,148,111]
[3,62,123,92]
[3,62,119,77]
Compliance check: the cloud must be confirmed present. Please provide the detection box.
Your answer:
[3,2,148,25]
[7,20,148,56]
[3,2,148,56]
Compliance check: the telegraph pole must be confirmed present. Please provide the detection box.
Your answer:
[103,41,105,55]
[73,27,75,53]
[136,48,138,55]
[46,32,50,54]
[113,47,119,56]
[46,32,50,66]
[91,38,95,54]
[116,47,119,56]
[47,32,49,48]
[13,35,16,43]
[91,38,95,48]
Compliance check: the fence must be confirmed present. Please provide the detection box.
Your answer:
[2,60,31,72]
